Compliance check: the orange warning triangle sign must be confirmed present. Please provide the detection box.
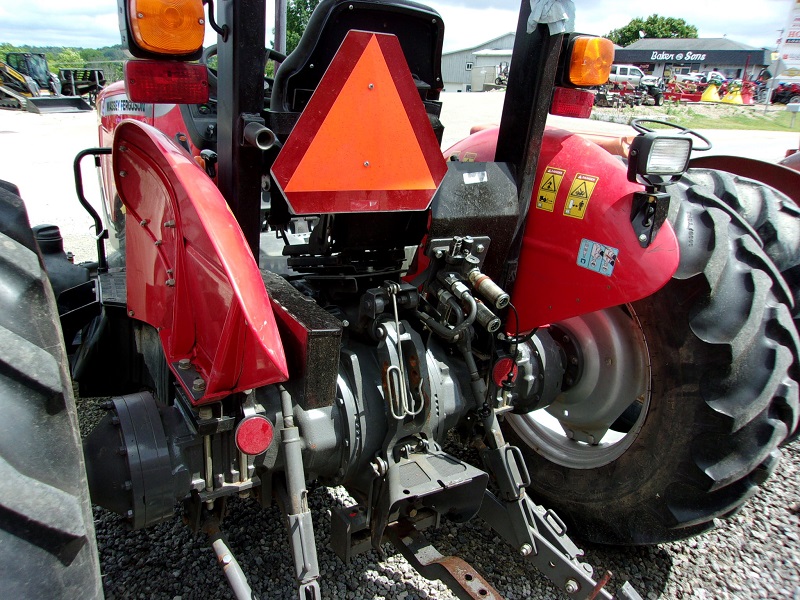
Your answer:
[271,31,447,214]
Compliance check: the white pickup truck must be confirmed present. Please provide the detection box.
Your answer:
[607,64,645,86]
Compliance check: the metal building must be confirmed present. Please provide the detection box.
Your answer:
[441,33,515,92]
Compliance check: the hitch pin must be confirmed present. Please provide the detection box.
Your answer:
[586,571,613,600]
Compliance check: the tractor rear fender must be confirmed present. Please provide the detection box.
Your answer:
[98,84,191,235]
[112,119,288,404]
[445,126,680,329]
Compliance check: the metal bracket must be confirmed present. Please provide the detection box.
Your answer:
[386,519,503,600]
[630,191,670,248]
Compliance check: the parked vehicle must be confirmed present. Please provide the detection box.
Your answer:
[2,0,799,599]
[607,63,645,86]
[672,72,703,83]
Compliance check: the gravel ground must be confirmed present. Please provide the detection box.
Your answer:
[79,396,800,600]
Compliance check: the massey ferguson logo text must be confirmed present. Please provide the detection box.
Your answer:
[650,51,707,61]
[103,99,147,114]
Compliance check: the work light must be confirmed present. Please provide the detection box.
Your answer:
[627,133,693,187]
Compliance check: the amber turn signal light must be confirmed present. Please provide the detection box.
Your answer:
[128,0,205,56]
[568,36,614,87]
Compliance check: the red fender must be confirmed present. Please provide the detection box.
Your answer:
[112,120,288,404]
[445,127,680,328]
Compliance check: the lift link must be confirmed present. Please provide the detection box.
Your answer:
[203,516,257,600]
[476,410,642,600]
[278,386,321,600]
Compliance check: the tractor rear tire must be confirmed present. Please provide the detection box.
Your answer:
[0,184,102,597]
[504,181,800,545]
[674,168,800,440]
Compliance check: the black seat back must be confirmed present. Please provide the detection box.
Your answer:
[270,0,444,115]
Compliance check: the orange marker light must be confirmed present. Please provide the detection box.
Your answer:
[568,36,614,87]
[129,0,205,56]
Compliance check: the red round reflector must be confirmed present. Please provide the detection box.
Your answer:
[235,415,274,456]
[492,358,518,388]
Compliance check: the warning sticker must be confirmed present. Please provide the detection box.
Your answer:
[577,238,618,276]
[536,166,566,212]
[563,173,599,219]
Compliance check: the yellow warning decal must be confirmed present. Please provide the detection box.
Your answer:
[536,166,566,212]
[563,173,599,219]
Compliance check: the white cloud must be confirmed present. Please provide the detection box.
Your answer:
[0,0,792,52]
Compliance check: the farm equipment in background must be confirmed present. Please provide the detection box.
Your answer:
[495,61,510,86]
[594,76,664,107]
[772,81,800,104]
[59,68,106,106]
[0,52,93,113]
[1,0,799,599]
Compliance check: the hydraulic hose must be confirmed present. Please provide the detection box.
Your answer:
[415,293,476,340]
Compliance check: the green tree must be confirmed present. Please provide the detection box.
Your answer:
[285,0,321,54]
[0,42,22,59]
[51,48,83,70]
[606,14,698,47]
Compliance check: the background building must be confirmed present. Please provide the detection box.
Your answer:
[441,34,769,92]
[441,33,514,92]
[613,38,770,80]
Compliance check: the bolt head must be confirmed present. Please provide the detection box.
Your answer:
[565,579,580,594]
[638,233,648,243]
[519,543,532,556]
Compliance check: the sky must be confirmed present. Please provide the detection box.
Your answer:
[0,0,793,53]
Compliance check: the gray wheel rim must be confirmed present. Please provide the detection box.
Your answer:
[508,306,651,469]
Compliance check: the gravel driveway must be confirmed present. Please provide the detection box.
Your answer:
[3,101,799,600]
[88,435,799,600]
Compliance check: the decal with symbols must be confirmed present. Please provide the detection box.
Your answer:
[577,238,618,276]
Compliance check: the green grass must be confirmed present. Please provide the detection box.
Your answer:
[592,103,800,132]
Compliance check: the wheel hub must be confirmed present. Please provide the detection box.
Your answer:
[508,306,651,469]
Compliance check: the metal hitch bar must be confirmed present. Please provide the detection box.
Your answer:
[386,520,503,600]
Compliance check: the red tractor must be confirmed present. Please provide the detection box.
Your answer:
[2,0,799,598]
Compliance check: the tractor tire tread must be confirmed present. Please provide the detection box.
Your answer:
[675,168,800,442]
[0,185,102,598]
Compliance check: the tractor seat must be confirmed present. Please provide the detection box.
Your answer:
[270,0,444,122]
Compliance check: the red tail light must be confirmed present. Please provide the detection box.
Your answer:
[235,415,275,456]
[124,60,209,104]
[550,87,594,119]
